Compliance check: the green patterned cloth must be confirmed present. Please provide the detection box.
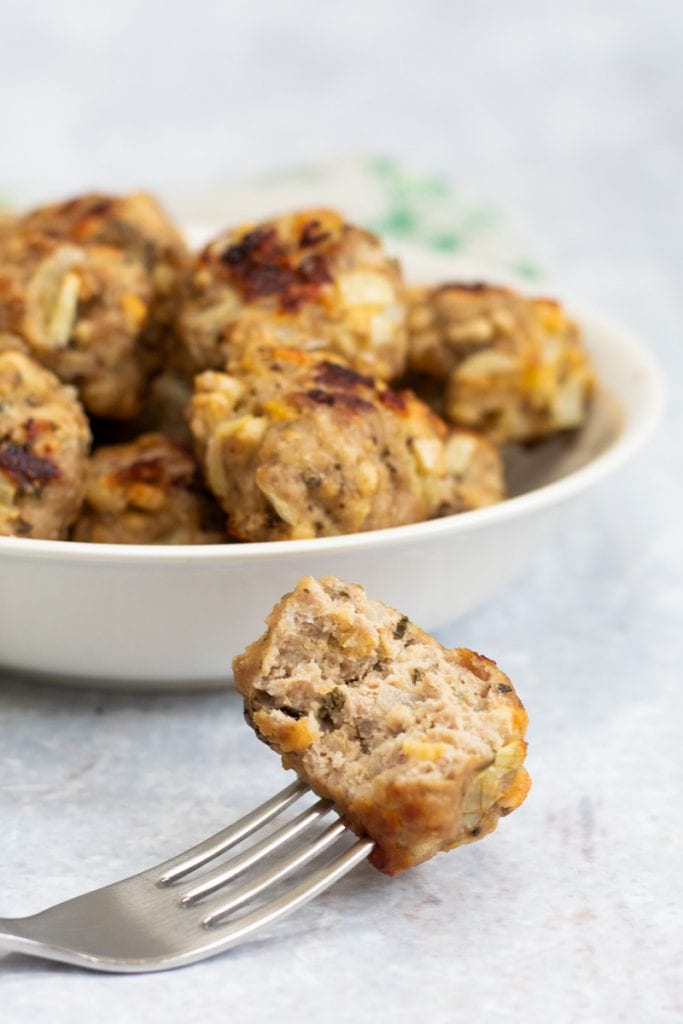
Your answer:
[172,156,544,284]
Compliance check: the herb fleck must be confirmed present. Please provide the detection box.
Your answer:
[394,615,410,640]
[318,688,346,729]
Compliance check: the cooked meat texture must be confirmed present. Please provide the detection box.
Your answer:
[188,347,492,541]
[20,191,189,342]
[407,283,594,442]
[0,350,91,538]
[0,229,162,418]
[179,208,407,381]
[444,428,505,511]
[71,432,227,545]
[234,576,530,875]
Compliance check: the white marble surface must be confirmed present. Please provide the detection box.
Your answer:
[1,2,682,1021]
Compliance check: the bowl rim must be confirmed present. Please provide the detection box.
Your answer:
[0,302,664,566]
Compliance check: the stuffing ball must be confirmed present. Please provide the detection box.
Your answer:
[71,432,227,545]
[178,208,407,381]
[0,350,91,538]
[407,283,594,442]
[234,576,530,875]
[20,191,189,342]
[188,347,503,542]
[0,230,155,418]
[0,193,189,419]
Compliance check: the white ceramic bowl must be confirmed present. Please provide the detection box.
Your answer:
[0,247,663,687]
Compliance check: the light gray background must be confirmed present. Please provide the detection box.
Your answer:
[1,2,682,1021]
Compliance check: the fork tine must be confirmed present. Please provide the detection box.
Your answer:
[201,819,348,925]
[179,798,333,905]
[158,780,308,885]
[0,784,374,973]
[202,837,374,939]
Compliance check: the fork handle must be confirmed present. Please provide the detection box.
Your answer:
[0,917,93,969]
[0,918,38,957]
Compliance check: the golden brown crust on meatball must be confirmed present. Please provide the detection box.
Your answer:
[71,432,227,545]
[407,283,594,442]
[233,576,530,875]
[179,209,407,381]
[0,350,90,538]
[188,347,494,541]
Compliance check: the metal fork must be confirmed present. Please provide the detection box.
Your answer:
[0,780,373,973]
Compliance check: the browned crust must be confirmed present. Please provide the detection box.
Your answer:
[211,222,334,311]
[179,208,408,381]
[0,350,91,538]
[71,432,227,545]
